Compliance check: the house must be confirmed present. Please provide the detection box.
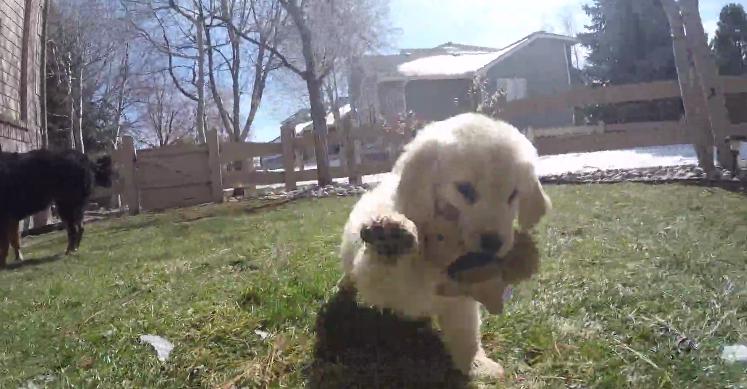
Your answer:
[349,31,579,130]
[0,0,45,152]
[259,102,352,170]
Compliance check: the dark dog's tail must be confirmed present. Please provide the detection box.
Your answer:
[91,155,113,188]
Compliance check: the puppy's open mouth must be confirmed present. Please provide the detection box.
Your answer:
[446,252,504,283]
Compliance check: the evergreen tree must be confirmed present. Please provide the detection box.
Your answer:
[712,3,747,76]
[577,0,681,123]
[579,0,676,84]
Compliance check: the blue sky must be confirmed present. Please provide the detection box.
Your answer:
[250,0,744,142]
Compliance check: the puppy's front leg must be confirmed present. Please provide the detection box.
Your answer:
[436,298,504,380]
[359,213,418,265]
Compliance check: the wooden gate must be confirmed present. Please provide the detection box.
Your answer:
[135,144,213,210]
[113,131,223,213]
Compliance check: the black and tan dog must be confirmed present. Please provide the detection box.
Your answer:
[0,148,113,267]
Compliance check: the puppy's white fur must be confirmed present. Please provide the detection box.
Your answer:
[340,113,550,378]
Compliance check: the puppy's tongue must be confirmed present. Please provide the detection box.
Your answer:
[447,252,503,283]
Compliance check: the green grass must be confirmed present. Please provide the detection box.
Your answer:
[1,184,746,388]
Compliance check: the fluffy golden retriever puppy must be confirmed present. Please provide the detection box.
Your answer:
[339,113,550,379]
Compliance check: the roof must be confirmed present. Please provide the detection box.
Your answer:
[293,104,352,136]
[269,104,352,143]
[397,45,516,77]
[361,31,577,81]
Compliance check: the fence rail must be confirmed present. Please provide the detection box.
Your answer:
[500,80,682,119]
[108,120,410,212]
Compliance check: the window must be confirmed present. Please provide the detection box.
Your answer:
[495,78,528,101]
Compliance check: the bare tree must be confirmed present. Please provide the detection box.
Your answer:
[124,0,208,143]
[204,0,283,142]
[229,0,392,185]
[110,42,132,148]
[47,0,125,152]
[279,0,335,184]
[131,72,195,147]
[558,5,581,69]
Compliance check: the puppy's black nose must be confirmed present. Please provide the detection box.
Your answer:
[480,233,503,253]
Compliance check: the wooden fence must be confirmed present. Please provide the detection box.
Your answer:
[100,71,747,214]
[105,122,411,213]
[503,77,747,156]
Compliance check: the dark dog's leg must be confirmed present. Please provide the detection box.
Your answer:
[58,204,77,255]
[7,219,23,261]
[71,206,84,252]
[65,223,76,255]
[60,204,84,255]
[0,220,9,267]
[74,222,84,251]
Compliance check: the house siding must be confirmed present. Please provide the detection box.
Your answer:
[0,0,43,152]
[405,78,473,121]
[485,39,575,129]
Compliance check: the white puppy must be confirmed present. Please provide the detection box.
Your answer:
[339,113,550,379]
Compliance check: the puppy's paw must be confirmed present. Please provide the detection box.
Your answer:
[360,215,417,261]
[471,354,505,381]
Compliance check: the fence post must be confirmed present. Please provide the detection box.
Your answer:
[679,0,734,171]
[206,129,224,203]
[343,118,360,185]
[525,126,535,143]
[295,149,305,171]
[662,0,715,172]
[281,124,297,191]
[119,136,140,215]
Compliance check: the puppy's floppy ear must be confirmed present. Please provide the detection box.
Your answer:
[394,139,439,223]
[518,165,551,231]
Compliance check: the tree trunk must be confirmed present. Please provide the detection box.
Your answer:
[194,14,207,143]
[229,27,241,142]
[306,76,331,185]
[240,44,268,141]
[75,65,84,153]
[203,20,233,138]
[284,0,332,185]
[66,65,75,150]
[679,0,734,171]
[661,0,715,172]
[113,43,130,149]
[39,0,50,149]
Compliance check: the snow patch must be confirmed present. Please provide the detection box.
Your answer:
[255,144,747,190]
[398,52,505,77]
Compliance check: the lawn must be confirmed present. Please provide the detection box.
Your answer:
[1,184,746,388]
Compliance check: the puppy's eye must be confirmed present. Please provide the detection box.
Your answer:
[455,182,478,204]
[509,189,519,203]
